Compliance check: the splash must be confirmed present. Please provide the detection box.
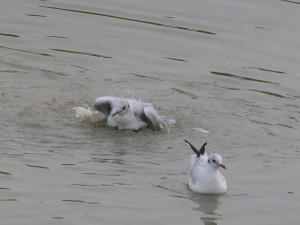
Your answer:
[73,106,104,122]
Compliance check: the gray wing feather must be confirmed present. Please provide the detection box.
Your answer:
[93,96,114,117]
[143,106,167,131]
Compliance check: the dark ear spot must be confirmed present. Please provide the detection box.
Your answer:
[208,159,210,163]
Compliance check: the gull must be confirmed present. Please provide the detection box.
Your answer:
[93,96,168,131]
[185,140,227,194]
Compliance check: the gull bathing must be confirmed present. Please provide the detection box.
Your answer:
[185,140,227,194]
[91,96,170,131]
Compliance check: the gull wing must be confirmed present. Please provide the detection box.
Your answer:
[93,96,115,117]
[143,106,167,131]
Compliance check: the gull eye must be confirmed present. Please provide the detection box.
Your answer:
[122,106,126,110]
[212,159,216,163]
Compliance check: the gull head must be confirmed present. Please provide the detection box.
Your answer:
[208,153,226,169]
[112,99,131,117]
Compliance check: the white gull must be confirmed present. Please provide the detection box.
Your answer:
[92,96,169,131]
[185,140,227,194]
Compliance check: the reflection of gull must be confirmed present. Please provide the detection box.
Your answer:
[93,96,169,131]
[189,192,221,214]
[185,140,227,194]
[188,189,223,225]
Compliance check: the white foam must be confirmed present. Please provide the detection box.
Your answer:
[73,106,104,122]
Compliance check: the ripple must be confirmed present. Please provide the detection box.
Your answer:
[171,88,197,99]
[0,170,12,176]
[62,199,100,204]
[164,57,188,62]
[210,71,278,84]
[281,0,300,5]
[0,45,52,57]
[39,5,216,35]
[243,66,286,74]
[50,48,113,59]
[249,89,286,98]
[25,164,49,169]
[0,33,20,38]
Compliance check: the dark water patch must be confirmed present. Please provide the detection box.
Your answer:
[25,164,49,169]
[81,172,122,177]
[164,57,188,62]
[40,69,68,78]
[26,14,46,17]
[50,48,113,59]
[0,45,52,57]
[89,158,133,165]
[0,187,11,190]
[277,124,294,129]
[243,66,285,74]
[254,26,275,31]
[46,35,69,39]
[0,33,20,37]
[61,163,77,166]
[51,217,64,219]
[288,116,299,122]
[0,70,27,74]
[0,171,12,176]
[250,89,286,98]
[0,199,18,201]
[72,184,101,187]
[62,199,100,204]
[114,182,132,186]
[129,72,164,81]
[249,119,272,126]
[210,71,278,84]
[171,88,197,99]
[39,6,216,35]
[100,184,114,187]
[281,0,300,5]
[148,182,183,194]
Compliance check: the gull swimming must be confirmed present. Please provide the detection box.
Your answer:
[185,140,227,194]
[91,96,169,131]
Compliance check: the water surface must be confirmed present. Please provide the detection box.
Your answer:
[1,0,300,224]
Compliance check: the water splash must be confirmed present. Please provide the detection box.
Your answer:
[73,106,104,122]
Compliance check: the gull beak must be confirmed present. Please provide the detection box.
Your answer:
[219,164,226,169]
[112,111,121,117]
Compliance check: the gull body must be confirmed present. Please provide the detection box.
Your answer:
[185,140,227,194]
[93,96,167,131]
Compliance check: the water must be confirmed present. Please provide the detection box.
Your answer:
[1,0,300,224]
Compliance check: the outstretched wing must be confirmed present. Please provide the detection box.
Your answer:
[143,106,167,131]
[93,96,115,117]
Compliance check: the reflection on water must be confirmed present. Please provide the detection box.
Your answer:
[189,192,222,214]
[188,192,224,224]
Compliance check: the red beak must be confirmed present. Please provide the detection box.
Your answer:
[219,164,226,169]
